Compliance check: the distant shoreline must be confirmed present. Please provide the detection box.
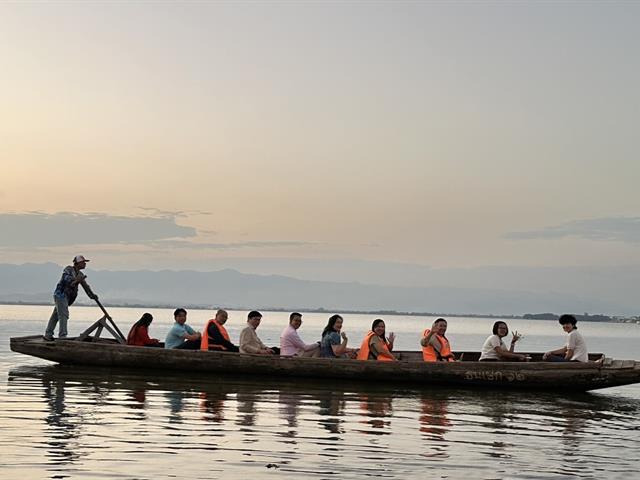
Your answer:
[2,300,634,323]
[0,300,520,319]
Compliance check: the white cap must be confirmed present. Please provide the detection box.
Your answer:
[73,255,90,264]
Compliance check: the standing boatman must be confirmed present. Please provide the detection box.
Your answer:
[43,255,98,341]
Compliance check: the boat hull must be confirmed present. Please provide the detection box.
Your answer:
[10,335,640,391]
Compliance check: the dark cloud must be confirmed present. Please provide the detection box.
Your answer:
[505,216,640,243]
[0,212,196,247]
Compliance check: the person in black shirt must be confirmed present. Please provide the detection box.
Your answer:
[204,309,239,352]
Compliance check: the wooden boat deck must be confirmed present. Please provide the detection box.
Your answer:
[9,335,640,392]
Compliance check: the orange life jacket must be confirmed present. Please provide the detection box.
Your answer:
[201,319,231,351]
[422,328,455,362]
[356,331,395,361]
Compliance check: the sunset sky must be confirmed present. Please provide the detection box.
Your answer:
[1,2,639,278]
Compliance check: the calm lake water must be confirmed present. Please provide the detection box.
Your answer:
[2,304,639,479]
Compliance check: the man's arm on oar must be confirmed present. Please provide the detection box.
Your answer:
[79,275,99,300]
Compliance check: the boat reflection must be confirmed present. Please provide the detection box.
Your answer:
[165,390,188,424]
[41,372,84,469]
[199,390,228,423]
[466,388,637,471]
[236,390,259,428]
[357,392,393,434]
[316,390,346,435]
[419,392,450,439]
[7,362,640,468]
[278,391,302,438]
[130,388,147,407]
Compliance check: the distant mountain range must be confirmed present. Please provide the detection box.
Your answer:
[0,262,632,316]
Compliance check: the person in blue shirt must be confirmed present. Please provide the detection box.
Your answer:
[44,255,98,341]
[165,308,201,349]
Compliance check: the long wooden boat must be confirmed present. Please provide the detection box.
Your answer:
[10,335,640,391]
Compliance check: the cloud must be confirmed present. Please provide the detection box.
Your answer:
[147,239,317,250]
[0,212,317,255]
[135,207,213,218]
[0,212,196,247]
[505,216,640,243]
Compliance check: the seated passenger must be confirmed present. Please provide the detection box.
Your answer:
[357,319,396,361]
[542,314,589,362]
[320,314,357,358]
[201,309,239,352]
[127,312,162,347]
[479,321,529,361]
[165,308,202,350]
[239,310,280,355]
[280,312,320,357]
[421,318,455,362]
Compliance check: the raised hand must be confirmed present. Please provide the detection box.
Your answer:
[389,332,396,343]
[341,331,348,341]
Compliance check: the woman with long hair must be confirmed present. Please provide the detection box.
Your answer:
[320,314,357,358]
[126,312,162,347]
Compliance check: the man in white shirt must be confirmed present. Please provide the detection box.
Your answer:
[239,310,279,355]
[280,312,320,357]
[543,314,589,362]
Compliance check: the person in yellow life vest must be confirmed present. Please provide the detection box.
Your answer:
[421,318,455,362]
[201,309,239,352]
[357,319,397,361]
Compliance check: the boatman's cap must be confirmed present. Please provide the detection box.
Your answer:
[73,255,90,264]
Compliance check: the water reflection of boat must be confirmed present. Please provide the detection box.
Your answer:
[419,392,451,439]
[357,393,393,433]
[8,365,638,480]
[131,389,146,406]
[236,391,259,427]
[199,391,227,423]
[10,335,640,391]
[6,366,92,472]
[316,390,346,435]
[419,392,451,458]
[278,392,301,433]
[8,365,640,434]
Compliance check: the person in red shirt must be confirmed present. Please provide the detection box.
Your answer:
[127,313,162,347]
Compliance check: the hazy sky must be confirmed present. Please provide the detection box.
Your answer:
[1,1,639,273]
